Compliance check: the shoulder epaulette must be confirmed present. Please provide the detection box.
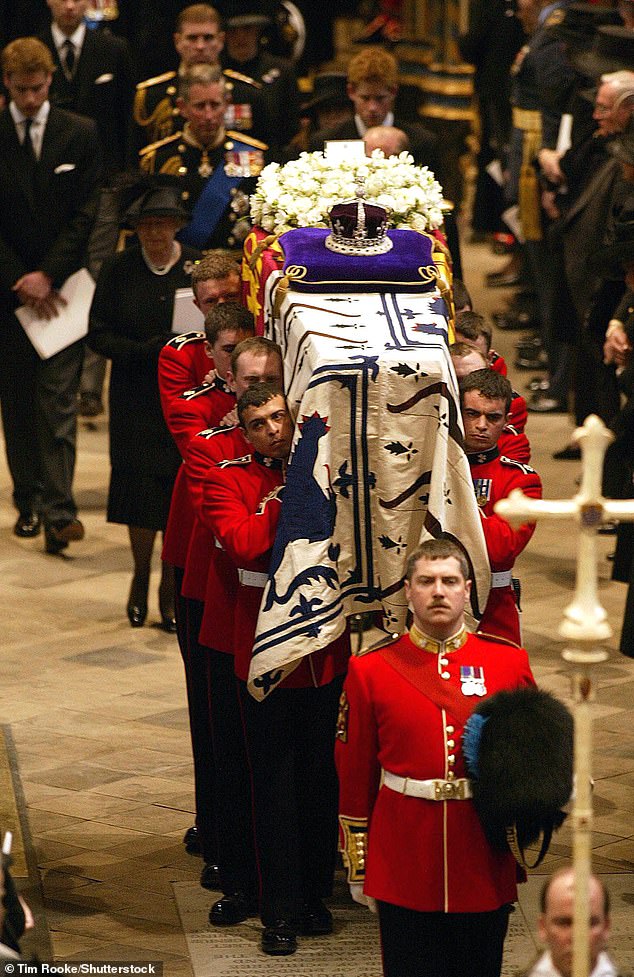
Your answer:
[500,456,536,474]
[544,8,565,29]
[223,67,262,90]
[226,130,268,151]
[180,382,214,401]
[217,453,252,468]
[139,131,182,157]
[136,70,177,90]
[164,330,205,348]
[197,423,239,440]
[359,630,401,657]
[473,630,522,650]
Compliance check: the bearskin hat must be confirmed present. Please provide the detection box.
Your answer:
[463,687,573,866]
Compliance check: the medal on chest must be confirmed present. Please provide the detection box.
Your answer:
[198,150,213,178]
[460,665,487,697]
[224,148,264,177]
[472,477,492,507]
[224,103,253,131]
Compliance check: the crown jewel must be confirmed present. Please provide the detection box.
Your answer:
[325,179,393,256]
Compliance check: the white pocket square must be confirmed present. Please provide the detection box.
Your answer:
[95,73,114,84]
[54,163,76,174]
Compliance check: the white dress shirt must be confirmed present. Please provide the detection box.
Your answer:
[529,950,617,977]
[9,100,50,160]
[51,20,86,77]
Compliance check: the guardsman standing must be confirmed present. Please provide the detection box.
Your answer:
[460,369,542,646]
[130,2,269,158]
[336,538,535,977]
[139,63,265,250]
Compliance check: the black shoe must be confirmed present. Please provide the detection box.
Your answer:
[209,892,258,926]
[527,395,567,414]
[45,518,84,554]
[514,333,542,351]
[183,825,202,854]
[527,377,550,393]
[552,444,581,461]
[515,351,549,370]
[14,511,41,538]
[492,310,537,331]
[299,899,333,936]
[127,572,149,628]
[261,920,298,956]
[127,603,147,627]
[160,613,177,634]
[200,862,221,890]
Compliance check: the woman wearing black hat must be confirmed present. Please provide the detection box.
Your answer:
[87,187,201,630]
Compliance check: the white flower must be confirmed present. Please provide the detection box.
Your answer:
[249,151,444,233]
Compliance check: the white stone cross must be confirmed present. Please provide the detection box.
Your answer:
[496,413,634,645]
[495,413,634,977]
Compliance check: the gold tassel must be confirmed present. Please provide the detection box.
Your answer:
[519,162,542,241]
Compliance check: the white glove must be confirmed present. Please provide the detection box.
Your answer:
[349,883,377,914]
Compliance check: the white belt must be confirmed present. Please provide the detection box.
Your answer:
[491,570,513,588]
[383,771,472,801]
[238,568,268,588]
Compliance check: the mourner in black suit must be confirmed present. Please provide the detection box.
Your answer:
[40,0,133,176]
[309,46,440,178]
[0,37,102,554]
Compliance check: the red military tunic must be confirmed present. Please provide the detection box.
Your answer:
[499,391,530,463]
[201,452,349,683]
[158,331,211,569]
[163,376,236,571]
[336,627,535,913]
[468,445,542,645]
[183,427,248,651]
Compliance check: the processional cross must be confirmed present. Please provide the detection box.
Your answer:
[496,414,634,977]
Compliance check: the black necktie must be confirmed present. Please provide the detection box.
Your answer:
[63,39,75,78]
[22,118,37,165]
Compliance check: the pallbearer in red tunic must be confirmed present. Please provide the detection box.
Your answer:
[158,298,252,878]
[336,539,535,977]
[200,386,349,958]
[460,370,542,645]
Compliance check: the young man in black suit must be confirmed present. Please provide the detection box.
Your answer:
[40,0,133,177]
[309,46,439,178]
[0,37,102,553]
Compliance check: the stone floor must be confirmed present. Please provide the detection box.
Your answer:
[1,235,633,975]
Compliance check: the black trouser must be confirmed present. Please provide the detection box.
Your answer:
[207,649,257,899]
[239,675,343,926]
[0,321,83,523]
[377,902,512,977]
[174,568,218,865]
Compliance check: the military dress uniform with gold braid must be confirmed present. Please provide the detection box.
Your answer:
[222,50,301,158]
[336,626,535,977]
[129,66,271,161]
[139,125,266,250]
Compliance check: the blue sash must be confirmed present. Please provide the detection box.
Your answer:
[178,149,244,249]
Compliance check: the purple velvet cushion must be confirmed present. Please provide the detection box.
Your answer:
[279,227,439,293]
